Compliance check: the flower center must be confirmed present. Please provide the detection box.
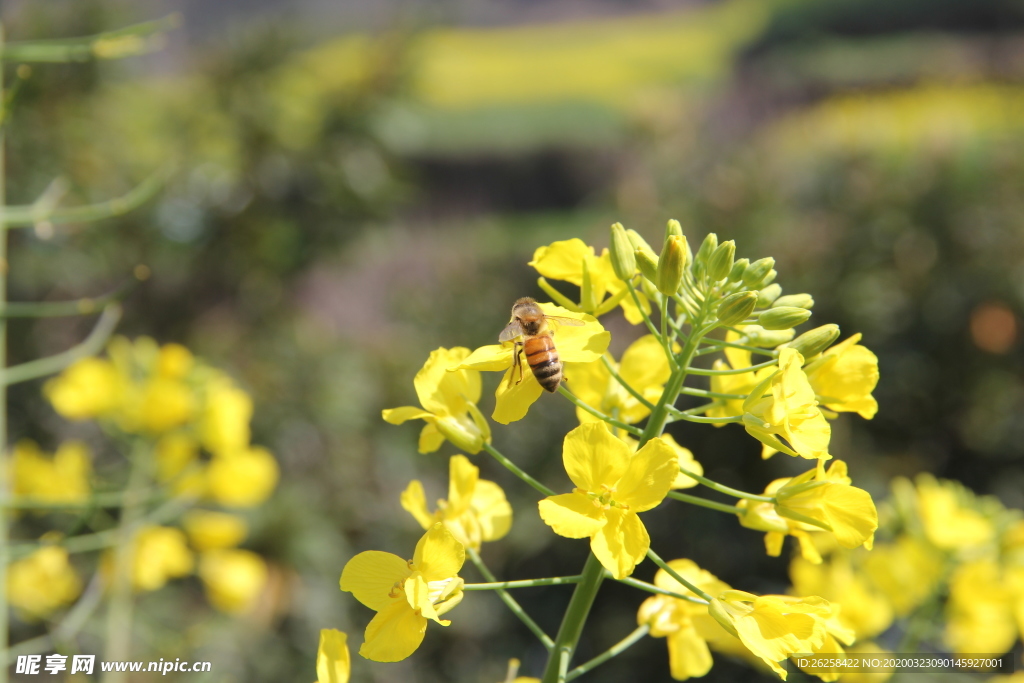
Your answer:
[575,484,629,511]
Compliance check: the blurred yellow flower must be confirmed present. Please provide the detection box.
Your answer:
[860,535,943,617]
[790,553,893,640]
[454,304,609,424]
[804,334,879,419]
[528,238,649,324]
[383,347,490,454]
[183,510,249,551]
[44,357,122,420]
[564,335,671,426]
[316,629,350,683]
[139,376,196,433]
[401,454,511,550]
[130,526,194,592]
[743,348,831,460]
[155,433,199,482]
[206,446,279,508]
[198,548,268,615]
[636,559,731,680]
[538,423,677,579]
[341,524,465,662]
[201,376,253,454]
[705,330,759,427]
[7,546,81,619]
[11,440,91,504]
[901,474,995,551]
[709,590,834,680]
[944,559,1021,656]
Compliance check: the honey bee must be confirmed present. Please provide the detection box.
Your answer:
[499,297,584,392]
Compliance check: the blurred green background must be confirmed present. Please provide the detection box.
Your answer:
[3,0,1023,680]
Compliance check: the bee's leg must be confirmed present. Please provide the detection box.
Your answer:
[512,342,524,385]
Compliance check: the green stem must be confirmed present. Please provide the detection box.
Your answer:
[627,282,677,371]
[0,27,9,682]
[694,338,777,358]
[668,402,716,417]
[541,553,606,683]
[645,549,714,602]
[677,465,773,503]
[0,63,28,134]
[678,386,748,400]
[0,278,137,318]
[615,576,707,605]
[565,624,650,681]
[1,16,178,63]
[556,386,642,437]
[467,548,554,651]
[667,491,744,515]
[1,303,121,385]
[673,413,742,425]
[1,489,154,509]
[685,358,777,376]
[481,442,554,497]
[600,355,654,411]
[463,576,583,590]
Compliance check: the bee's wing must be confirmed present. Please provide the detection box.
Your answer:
[499,319,526,342]
[545,315,586,327]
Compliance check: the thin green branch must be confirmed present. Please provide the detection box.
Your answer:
[2,16,179,63]
[467,548,554,651]
[557,386,642,437]
[0,64,29,133]
[1,303,121,385]
[645,549,714,602]
[667,491,744,515]
[464,575,584,590]
[668,402,716,418]
[615,576,708,605]
[1,489,157,509]
[600,355,655,411]
[566,624,650,681]
[0,278,138,318]
[678,386,748,400]
[481,442,554,497]
[685,358,777,376]
[694,338,777,358]
[2,167,169,227]
[672,412,742,425]
[678,465,774,503]
[626,281,677,371]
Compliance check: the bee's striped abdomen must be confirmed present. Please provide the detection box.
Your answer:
[524,335,563,392]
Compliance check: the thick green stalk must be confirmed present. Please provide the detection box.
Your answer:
[540,553,606,683]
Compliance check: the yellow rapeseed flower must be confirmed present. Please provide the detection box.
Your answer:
[206,446,279,508]
[564,335,671,426]
[528,238,649,324]
[944,559,1019,656]
[182,510,249,551]
[709,590,835,680]
[538,422,677,579]
[341,524,466,662]
[129,526,195,592]
[618,432,703,489]
[453,304,609,424]
[636,559,731,680]
[804,334,879,419]
[401,454,511,550]
[789,553,893,640]
[201,375,253,454]
[742,348,831,460]
[383,347,491,454]
[705,330,760,427]
[907,474,995,551]
[860,535,944,617]
[44,357,122,420]
[198,548,268,615]
[155,433,199,482]
[10,440,92,504]
[316,629,350,683]
[7,546,81,620]
[738,461,877,562]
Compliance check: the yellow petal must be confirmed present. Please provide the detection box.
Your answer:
[667,624,714,680]
[316,629,350,683]
[492,366,545,424]
[359,600,427,662]
[382,406,433,425]
[470,480,513,542]
[400,481,436,531]
[590,508,649,579]
[619,335,672,393]
[538,493,606,539]
[447,455,478,515]
[528,239,593,285]
[340,551,410,611]
[418,422,445,454]
[413,524,465,582]
[562,422,630,493]
[452,344,513,372]
[404,572,445,625]
[616,436,678,513]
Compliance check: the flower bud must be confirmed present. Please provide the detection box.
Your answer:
[656,235,686,295]
[728,257,749,283]
[781,324,840,359]
[756,283,782,307]
[693,233,718,280]
[665,218,683,241]
[742,257,775,288]
[773,293,814,310]
[626,229,655,255]
[742,324,795,347]
[716,291,758,326]
[609,222,636,281]
[760,269,777,287]
[435,415,487,455]
[758,306,812,330]
[706,240,735,283]
[635,248,659,283]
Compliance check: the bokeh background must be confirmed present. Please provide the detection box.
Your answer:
[3,0,1024,680]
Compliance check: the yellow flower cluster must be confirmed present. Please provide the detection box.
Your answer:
[9,440,92,505]
[46,337,278,508]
